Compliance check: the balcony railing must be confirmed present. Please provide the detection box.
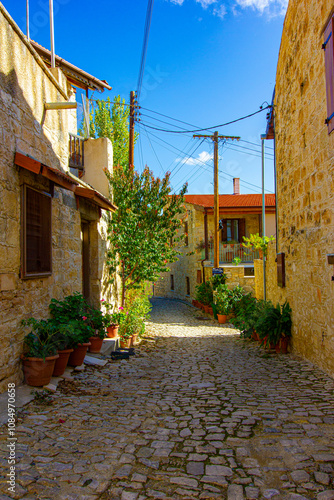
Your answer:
[201,243,259,263]
[69,133,85,170]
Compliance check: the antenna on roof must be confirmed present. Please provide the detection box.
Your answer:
[49,0,55,68]
[26,0,30,40]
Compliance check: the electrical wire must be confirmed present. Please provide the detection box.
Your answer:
[139,124,274,192]
[137,0,155,102]
[141,124,166,175]
[139,106,270,134]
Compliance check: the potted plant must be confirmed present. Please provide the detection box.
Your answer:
[242,233,275,259]
[21,318,59,387]
[49,293,94,366]
[214,284,232,324]
[86,305,105,353]
[52,322,75,377]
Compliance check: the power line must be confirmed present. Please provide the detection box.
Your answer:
[140,125,274,193]
[137,0,155,102]
[141,124,166,175]
[138,105,270,134]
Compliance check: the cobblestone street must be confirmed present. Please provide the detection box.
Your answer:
[1,298,334,500]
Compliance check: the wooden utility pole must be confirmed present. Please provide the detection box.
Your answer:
[193,132,240,268]
[129,91,136,167]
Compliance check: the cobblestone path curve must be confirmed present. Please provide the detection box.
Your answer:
[1,298,334,500]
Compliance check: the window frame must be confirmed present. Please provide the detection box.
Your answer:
[21,184,52,279]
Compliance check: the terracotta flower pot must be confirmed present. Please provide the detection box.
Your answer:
[130,334,139,347]
[252,330,260,341]
[203,305,210,313]
[120,338,131,348]
[208,307,213,315]
[217,314,227,324]
[107,325,119,338]
[53,349,73,377]
[21,354,59,387]
[276,337,289,354]
[68,343,91,367]
[88,336,104,353]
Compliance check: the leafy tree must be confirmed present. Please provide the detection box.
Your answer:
[105,164,187,305]
[86,95,137,168]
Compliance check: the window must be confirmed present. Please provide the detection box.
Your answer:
[170,274,174,291]
[221,218,245,243]
[244,267,254,277]
[324,15,334,134]
[21,185,52,278]
[186,276,190,296]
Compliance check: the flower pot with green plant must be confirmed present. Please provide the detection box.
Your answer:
[214,284,232,324]
[49,293,94,365]
[242,233,275,259]
[256,301,292,351]
[21,318,59,386]
[85,305,106,353]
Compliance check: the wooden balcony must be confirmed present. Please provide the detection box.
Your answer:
[69,133,85,170]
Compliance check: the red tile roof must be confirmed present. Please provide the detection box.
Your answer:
[184,194,275,208]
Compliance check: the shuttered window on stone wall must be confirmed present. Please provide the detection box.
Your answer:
[21,185,52,278]
[324,16,334,134]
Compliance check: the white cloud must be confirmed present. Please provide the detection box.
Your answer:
[195,0,218,8]
[170,0,185,4]
[234,0,288,15]
[178,151,213,166]
[213,4,227,19]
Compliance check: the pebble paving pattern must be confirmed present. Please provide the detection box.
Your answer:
[1,298,334,500]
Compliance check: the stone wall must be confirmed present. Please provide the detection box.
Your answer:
[0,6,116,392]
[154,203,261,301]
[258,0,334,378]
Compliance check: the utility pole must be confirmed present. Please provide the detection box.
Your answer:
[129,91,136,167]
[193,132,240,269]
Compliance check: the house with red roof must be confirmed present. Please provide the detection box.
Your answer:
[154,179,276,301]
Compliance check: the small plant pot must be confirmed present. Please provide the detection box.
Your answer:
[68,343,91,367]
[130,334,139,347]
[217,314,227,324]
[21,354,59,387]
[53,349,73,377]
[252,330,260,341]
[276,337,289,354]
[208,306,213,315]
[107,325,119,338]
[120,338,131,348]
[88,336,104,353]
[203,305,210,314]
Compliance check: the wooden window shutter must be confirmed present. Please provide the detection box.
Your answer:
[221,219,227,241]
[22,186,52,277]
[238,218,246,242]
[324,16,334,134]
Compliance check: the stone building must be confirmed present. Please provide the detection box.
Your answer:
[154,182,276,301]
[257,0,334,378]
[0,4,118,392]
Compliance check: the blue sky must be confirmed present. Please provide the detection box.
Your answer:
[3,0,287,195]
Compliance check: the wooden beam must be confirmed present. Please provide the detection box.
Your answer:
[14,152,41,174]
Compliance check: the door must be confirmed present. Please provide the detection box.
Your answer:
[81,221,90,301]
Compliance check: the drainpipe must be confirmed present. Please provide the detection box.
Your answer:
[201,208,208,283]
[273,107,278,254]
[261,134,266,301]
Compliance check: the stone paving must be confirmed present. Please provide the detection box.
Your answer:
[1,298,334,500]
